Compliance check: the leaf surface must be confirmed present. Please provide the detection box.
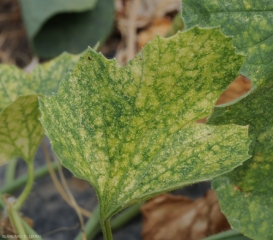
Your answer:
[182,1,273,239]
[0,95,43,164]
[0,53,79,164]
[182,0,273,86]
[39,27,250,220]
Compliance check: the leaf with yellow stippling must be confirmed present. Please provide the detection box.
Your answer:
[0,53,79,165]
[182,1,273,239]
[182,0,273,87]
[0,95,43,163]
[39,27,250,224]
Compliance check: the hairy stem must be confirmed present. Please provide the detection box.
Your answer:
[101,218,113,240]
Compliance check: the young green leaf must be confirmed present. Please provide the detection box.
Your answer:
[0,53,79,164]
[182,1,273,239]
[39,27,250,223]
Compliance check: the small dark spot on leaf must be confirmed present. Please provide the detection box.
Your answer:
[88,57,91,60]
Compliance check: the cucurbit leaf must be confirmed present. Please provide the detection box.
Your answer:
[0,53,79,164]
[0,95,43,164]
[39,27,250,220]
[182,0,273,87]
[182,1,273,239]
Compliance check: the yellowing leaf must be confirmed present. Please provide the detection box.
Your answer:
[39,27,250,224]
[0,95,43,164]
[0,53,79,111]
[0,53,79,164]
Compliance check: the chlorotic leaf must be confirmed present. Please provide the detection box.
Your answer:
[0,53,79,164]
[0,95,43,164]
[39,27,250,221]
[0,53,79,111]
[182,1,273,239]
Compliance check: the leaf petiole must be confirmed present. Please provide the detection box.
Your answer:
[13,161,34,211]
[21,215,42,240]
[101,219,113,240]
[0,162,58,197]
[5,158,17,185]
[9,205,27,237]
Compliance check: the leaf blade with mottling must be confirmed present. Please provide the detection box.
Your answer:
[39,27,250,220]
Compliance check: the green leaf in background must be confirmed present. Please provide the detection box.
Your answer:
[182,1,273,239]
[19,0,98,39]
[182,0,273,87]
[0,53,79,165]
[39,27,250,225]
[19,0,114,58]
[165,14,184,37]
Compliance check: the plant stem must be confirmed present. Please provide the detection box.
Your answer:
[21,215,42,240]
[111,204,140,230]
[75,206,100,240]
[75,204,141,240]
[5,158,17,185]
[13,162,34,211]
[0,194,5,208]
[9,206,27,237]
[101,219,113,240]
[203,229,251,240]
[0,162,58,196]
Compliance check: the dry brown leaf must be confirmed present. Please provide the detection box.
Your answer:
[216,75,251,105]
[197,75,251,123]
[116,0,180,30]
[0,0,32,67]
[0,213,33,236]
[141,190,230,240]
[137,18,172,50]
